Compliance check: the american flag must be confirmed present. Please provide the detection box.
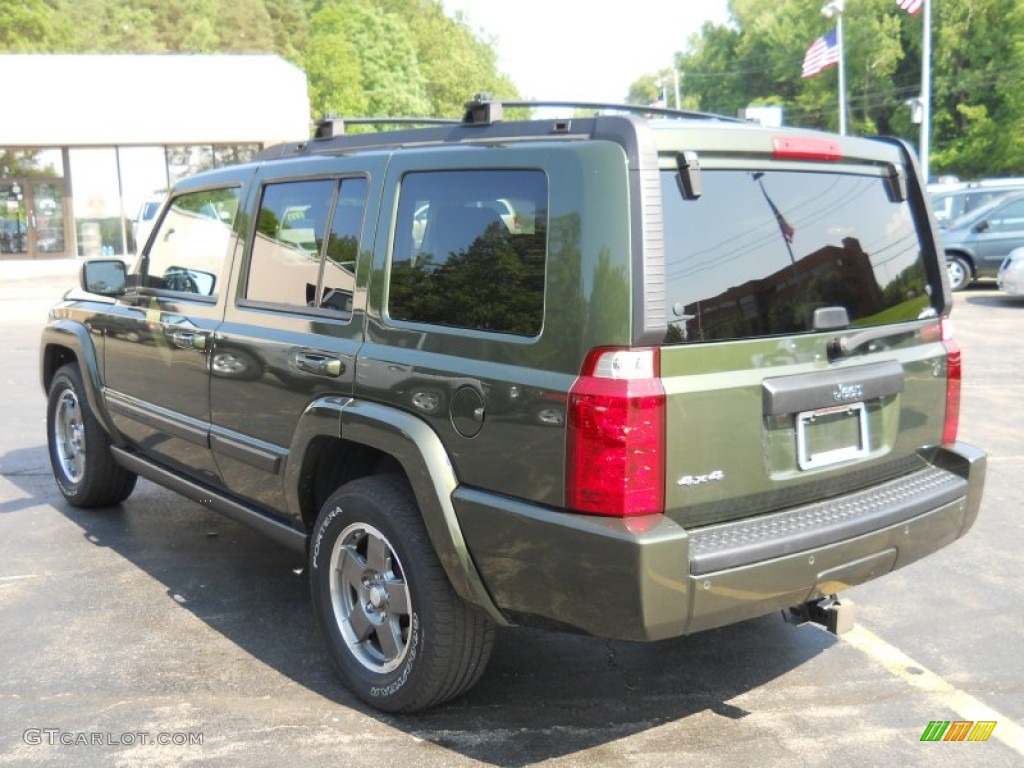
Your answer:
[897,0,923,14]
[802,28,840,79]
[766,195,795,244]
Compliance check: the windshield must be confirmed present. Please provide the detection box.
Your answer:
[660,169,938,344]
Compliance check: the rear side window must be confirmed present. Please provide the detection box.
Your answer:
[661,170,937,344]
[388,170,547,336]
[142,187,239,297]
[245,177,367,315]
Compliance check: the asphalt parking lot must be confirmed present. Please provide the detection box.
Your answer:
[0,260,1021,767]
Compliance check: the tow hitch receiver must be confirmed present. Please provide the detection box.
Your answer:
[783,595,855,635]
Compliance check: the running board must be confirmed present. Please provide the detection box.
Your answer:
[111,447,308,554]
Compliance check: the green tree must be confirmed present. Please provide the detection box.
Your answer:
[627,72,673,107]
[304,4,368,117]
[377,0,517,116]
[264,0,310,63]
[307,0,430,117]
[928,0,1022,176]
[640,0,1024,177]
[0,0,519,125]
[214,0,276,52]
[0,0,53,51]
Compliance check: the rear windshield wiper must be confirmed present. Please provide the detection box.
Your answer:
[828,326,918,360]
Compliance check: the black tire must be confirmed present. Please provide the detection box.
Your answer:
[46,363,137,507]
[309,474,494,712]
[946,254,972,292]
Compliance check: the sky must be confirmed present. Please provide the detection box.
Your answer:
[441,0,733,104]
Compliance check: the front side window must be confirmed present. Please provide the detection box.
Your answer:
[661,170,938,344]
[142,187,239,296]
[388,170,547,336]
[245,177,366,314]
[980,198,1024,233]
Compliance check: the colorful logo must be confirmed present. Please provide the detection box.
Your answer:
[920,720,997,742]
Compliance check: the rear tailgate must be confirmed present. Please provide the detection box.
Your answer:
[655,152,958,535]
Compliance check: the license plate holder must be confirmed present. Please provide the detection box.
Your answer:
[796,402,870,470]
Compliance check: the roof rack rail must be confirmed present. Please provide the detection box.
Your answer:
[314,115,459,140]
[460,93,746,125]
[254,94,749,163]
[310,95,742,139]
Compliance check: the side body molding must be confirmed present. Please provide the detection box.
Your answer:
[339,400,508,626]
[40,320,125,445]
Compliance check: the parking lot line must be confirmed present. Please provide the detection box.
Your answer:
[843,624,1023,753]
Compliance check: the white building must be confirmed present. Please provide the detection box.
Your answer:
[1,54,309,259]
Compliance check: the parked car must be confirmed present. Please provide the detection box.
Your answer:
[42,96,985,713]
[941,191,1024,290]
[929,177,1024,225]
[997,247,1024,296]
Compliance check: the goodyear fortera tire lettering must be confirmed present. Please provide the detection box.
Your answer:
[309,474,495,712]
[46,363,137,508]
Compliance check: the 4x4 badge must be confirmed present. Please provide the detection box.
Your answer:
[678,470,725,487]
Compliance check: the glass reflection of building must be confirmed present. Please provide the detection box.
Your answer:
[682,238,885,342]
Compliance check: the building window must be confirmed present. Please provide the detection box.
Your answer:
[166,144,260,187]
[0,148,64,178]
[69,148,123,257]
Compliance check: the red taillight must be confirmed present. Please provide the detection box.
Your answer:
[772,136,843,162]
[566,348,665,516]
[941,318,961,446]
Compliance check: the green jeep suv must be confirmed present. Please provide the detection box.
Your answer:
[41,97,985,712]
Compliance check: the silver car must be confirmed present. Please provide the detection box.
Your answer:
[997,247,1024,296]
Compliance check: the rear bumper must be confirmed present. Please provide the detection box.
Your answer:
[453,442,985,641]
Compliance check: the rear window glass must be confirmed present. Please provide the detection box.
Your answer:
[661,170,937,344]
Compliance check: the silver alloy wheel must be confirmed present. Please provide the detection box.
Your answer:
[947,258,969,291]
[54,389,86,484]
[329,522,412,674]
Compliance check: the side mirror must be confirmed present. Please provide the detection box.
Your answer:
[974,220,990,234]
[81,259,127,296]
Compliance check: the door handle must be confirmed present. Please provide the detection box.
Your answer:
[295,353,343,377]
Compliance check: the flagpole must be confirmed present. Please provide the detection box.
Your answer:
[920,0,932,181]
[823,1,848,135]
